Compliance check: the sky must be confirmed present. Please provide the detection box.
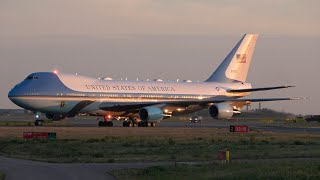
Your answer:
[1,0,319,114]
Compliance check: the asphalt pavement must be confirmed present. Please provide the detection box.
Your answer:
[0,156,169,180]
[49,118,320,134]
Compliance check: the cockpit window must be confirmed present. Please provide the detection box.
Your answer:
[26,76,39,80]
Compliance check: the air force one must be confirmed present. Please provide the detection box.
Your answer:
[8,34,300,127]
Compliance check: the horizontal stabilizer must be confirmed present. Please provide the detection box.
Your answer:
[226,86,295,93]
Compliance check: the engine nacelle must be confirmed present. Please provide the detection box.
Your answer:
[209,103,233,120]
[139,107,164,122]
[45,113,65,121]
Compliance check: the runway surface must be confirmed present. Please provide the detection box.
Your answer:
[1,114,319,134]
[33,118,320,134]
[160,121,320,133]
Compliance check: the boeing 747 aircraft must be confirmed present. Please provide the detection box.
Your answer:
[8,34,299,127]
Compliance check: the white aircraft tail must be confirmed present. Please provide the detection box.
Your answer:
[206,34,258,83]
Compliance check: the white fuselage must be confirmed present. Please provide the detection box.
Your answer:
[8,72,251,117]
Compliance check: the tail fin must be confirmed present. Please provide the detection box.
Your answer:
[206,34,258,83]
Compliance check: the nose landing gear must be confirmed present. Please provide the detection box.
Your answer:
[35,119,44,126]
[122,117,137,127]
[34,113,44,126]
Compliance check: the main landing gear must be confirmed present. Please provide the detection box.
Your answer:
[98,115,114,127]
[98,121,113,127]
[123,121,135,127]
[98,116,157,128]
[122,117,136,127]
[122,118,156,127]
[137,121,156,127]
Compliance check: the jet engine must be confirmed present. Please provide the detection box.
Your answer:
[45,113,66,121]
[208,103,233,120]
[139,107,164,122]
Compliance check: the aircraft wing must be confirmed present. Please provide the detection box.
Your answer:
[99,97,302,111]
[226,86,294,93]
[164,97,302,107]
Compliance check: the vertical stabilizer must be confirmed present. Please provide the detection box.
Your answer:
[206,34,258,83]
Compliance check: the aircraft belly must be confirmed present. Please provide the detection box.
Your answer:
[171,105,205,116]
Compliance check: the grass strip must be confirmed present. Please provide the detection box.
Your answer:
[110,160,320,180]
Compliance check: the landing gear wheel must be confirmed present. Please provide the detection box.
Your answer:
[34,120,43,126]
[99,121,113,127]
[140,121,149,127]
[123,121,129,127]
[151,122,156,127]
[123,120,137,127]
[138,122,142,127]
[107,121,113,127]
[98,121,105,127]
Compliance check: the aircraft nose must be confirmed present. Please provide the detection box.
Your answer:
[8,84,26,108]
[8,86,17,102]
[8,84,21,102]
[8,88,15,98]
